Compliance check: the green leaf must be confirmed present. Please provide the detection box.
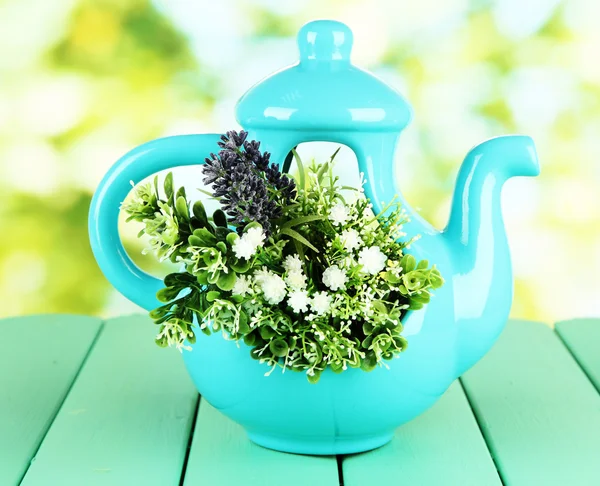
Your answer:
[259,326,277,340]
[155,336,168,348]
[206,290,221,302]
[360,352,378,372]
[243,221,262,232]
[175,196,189,221]
[316,161,329,183]
[291,148,305,190]
[381,271,401,284]
[238,311,250,334]
[230,258,251,273]
[279,227,319,253]
[196,272,209,285]
[373,300,388,314]
[410,292,431,304]
[230,294,244,304]
[213,209,228,227]
[216,271,237,291]
[417,259,429,270]
[226,232,239,246]
[401,254,416,273]
[192,201,208,225]
[243,333,257,346]
[156,287,179,303]
[307,369,322,384]
[214,227,231,241]
[269,338,288,357]
[329,146,342,163]
[164,173,174,201]
[330,361,344,373]
[193,228,217,246]
[394,336,408,351]
[281,214,325,229]
[216,241,227,253]
[188,235,203,247]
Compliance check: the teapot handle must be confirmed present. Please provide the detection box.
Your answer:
[88,133,220,311]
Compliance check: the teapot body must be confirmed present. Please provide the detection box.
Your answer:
[182,294,459,455]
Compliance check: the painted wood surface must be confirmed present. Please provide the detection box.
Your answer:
[556,318,600,392]
[4,315,600,485]
[461,320,600,486]
[342,381,502,486]
[0,315,101,486]
[19,315,199,486]
[182,399,340,486]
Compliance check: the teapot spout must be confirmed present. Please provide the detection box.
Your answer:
[444,135,539,376]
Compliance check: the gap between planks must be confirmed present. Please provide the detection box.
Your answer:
[178,394,201,486]
[457,378,506,486]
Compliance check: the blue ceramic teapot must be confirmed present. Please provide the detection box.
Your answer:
[89,20,539,455]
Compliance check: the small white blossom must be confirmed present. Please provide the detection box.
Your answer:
[232,227,265,260]
[283,254,303,273]
[328,202,349,226]
[285,270,307,290]
[322,265,348,291]
[232,237,256,260]
[358,246,387,275]
[288,290,310,313]
[245,226,266,247]
[311,291,332,315]
[254,267,271,283]
[232,275,252,296]
[258,272,287,304]
[340,228,362,252]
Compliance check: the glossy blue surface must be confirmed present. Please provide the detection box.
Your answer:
[88,20,540,455]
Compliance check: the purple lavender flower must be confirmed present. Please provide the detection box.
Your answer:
[202,130,296,235]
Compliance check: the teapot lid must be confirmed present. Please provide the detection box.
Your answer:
[235,20,412,132]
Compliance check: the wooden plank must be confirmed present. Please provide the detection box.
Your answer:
[0,314,101,486]
[461,320,600,485]
[555,318,600,392]
[342,382,502,486]
[182,400,340,486]
[20,314,198,486]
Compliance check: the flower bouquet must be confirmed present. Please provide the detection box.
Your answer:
[123,131,443,383]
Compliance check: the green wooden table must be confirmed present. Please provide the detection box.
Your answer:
[1,315,599,485]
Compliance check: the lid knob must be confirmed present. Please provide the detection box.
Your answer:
[298,20,353,63]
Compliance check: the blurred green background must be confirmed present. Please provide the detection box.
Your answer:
[1,0,598,322]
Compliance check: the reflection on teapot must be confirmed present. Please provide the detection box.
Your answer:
[89,20,539,455]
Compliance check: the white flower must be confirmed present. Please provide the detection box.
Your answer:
[329,202,349,226]
[245,226,266,248]
[253,267,271,282]
[358,246,387,275]
[232,275,252,296]
[232,237,256,260]
[285,271,307,290]
[258,272,287,305]
[322,265,348,291]
[341,228,362,252]
[283,254,303,273]
[311,291,332,315]
[288,290,310,313]
[232,227,265,260]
